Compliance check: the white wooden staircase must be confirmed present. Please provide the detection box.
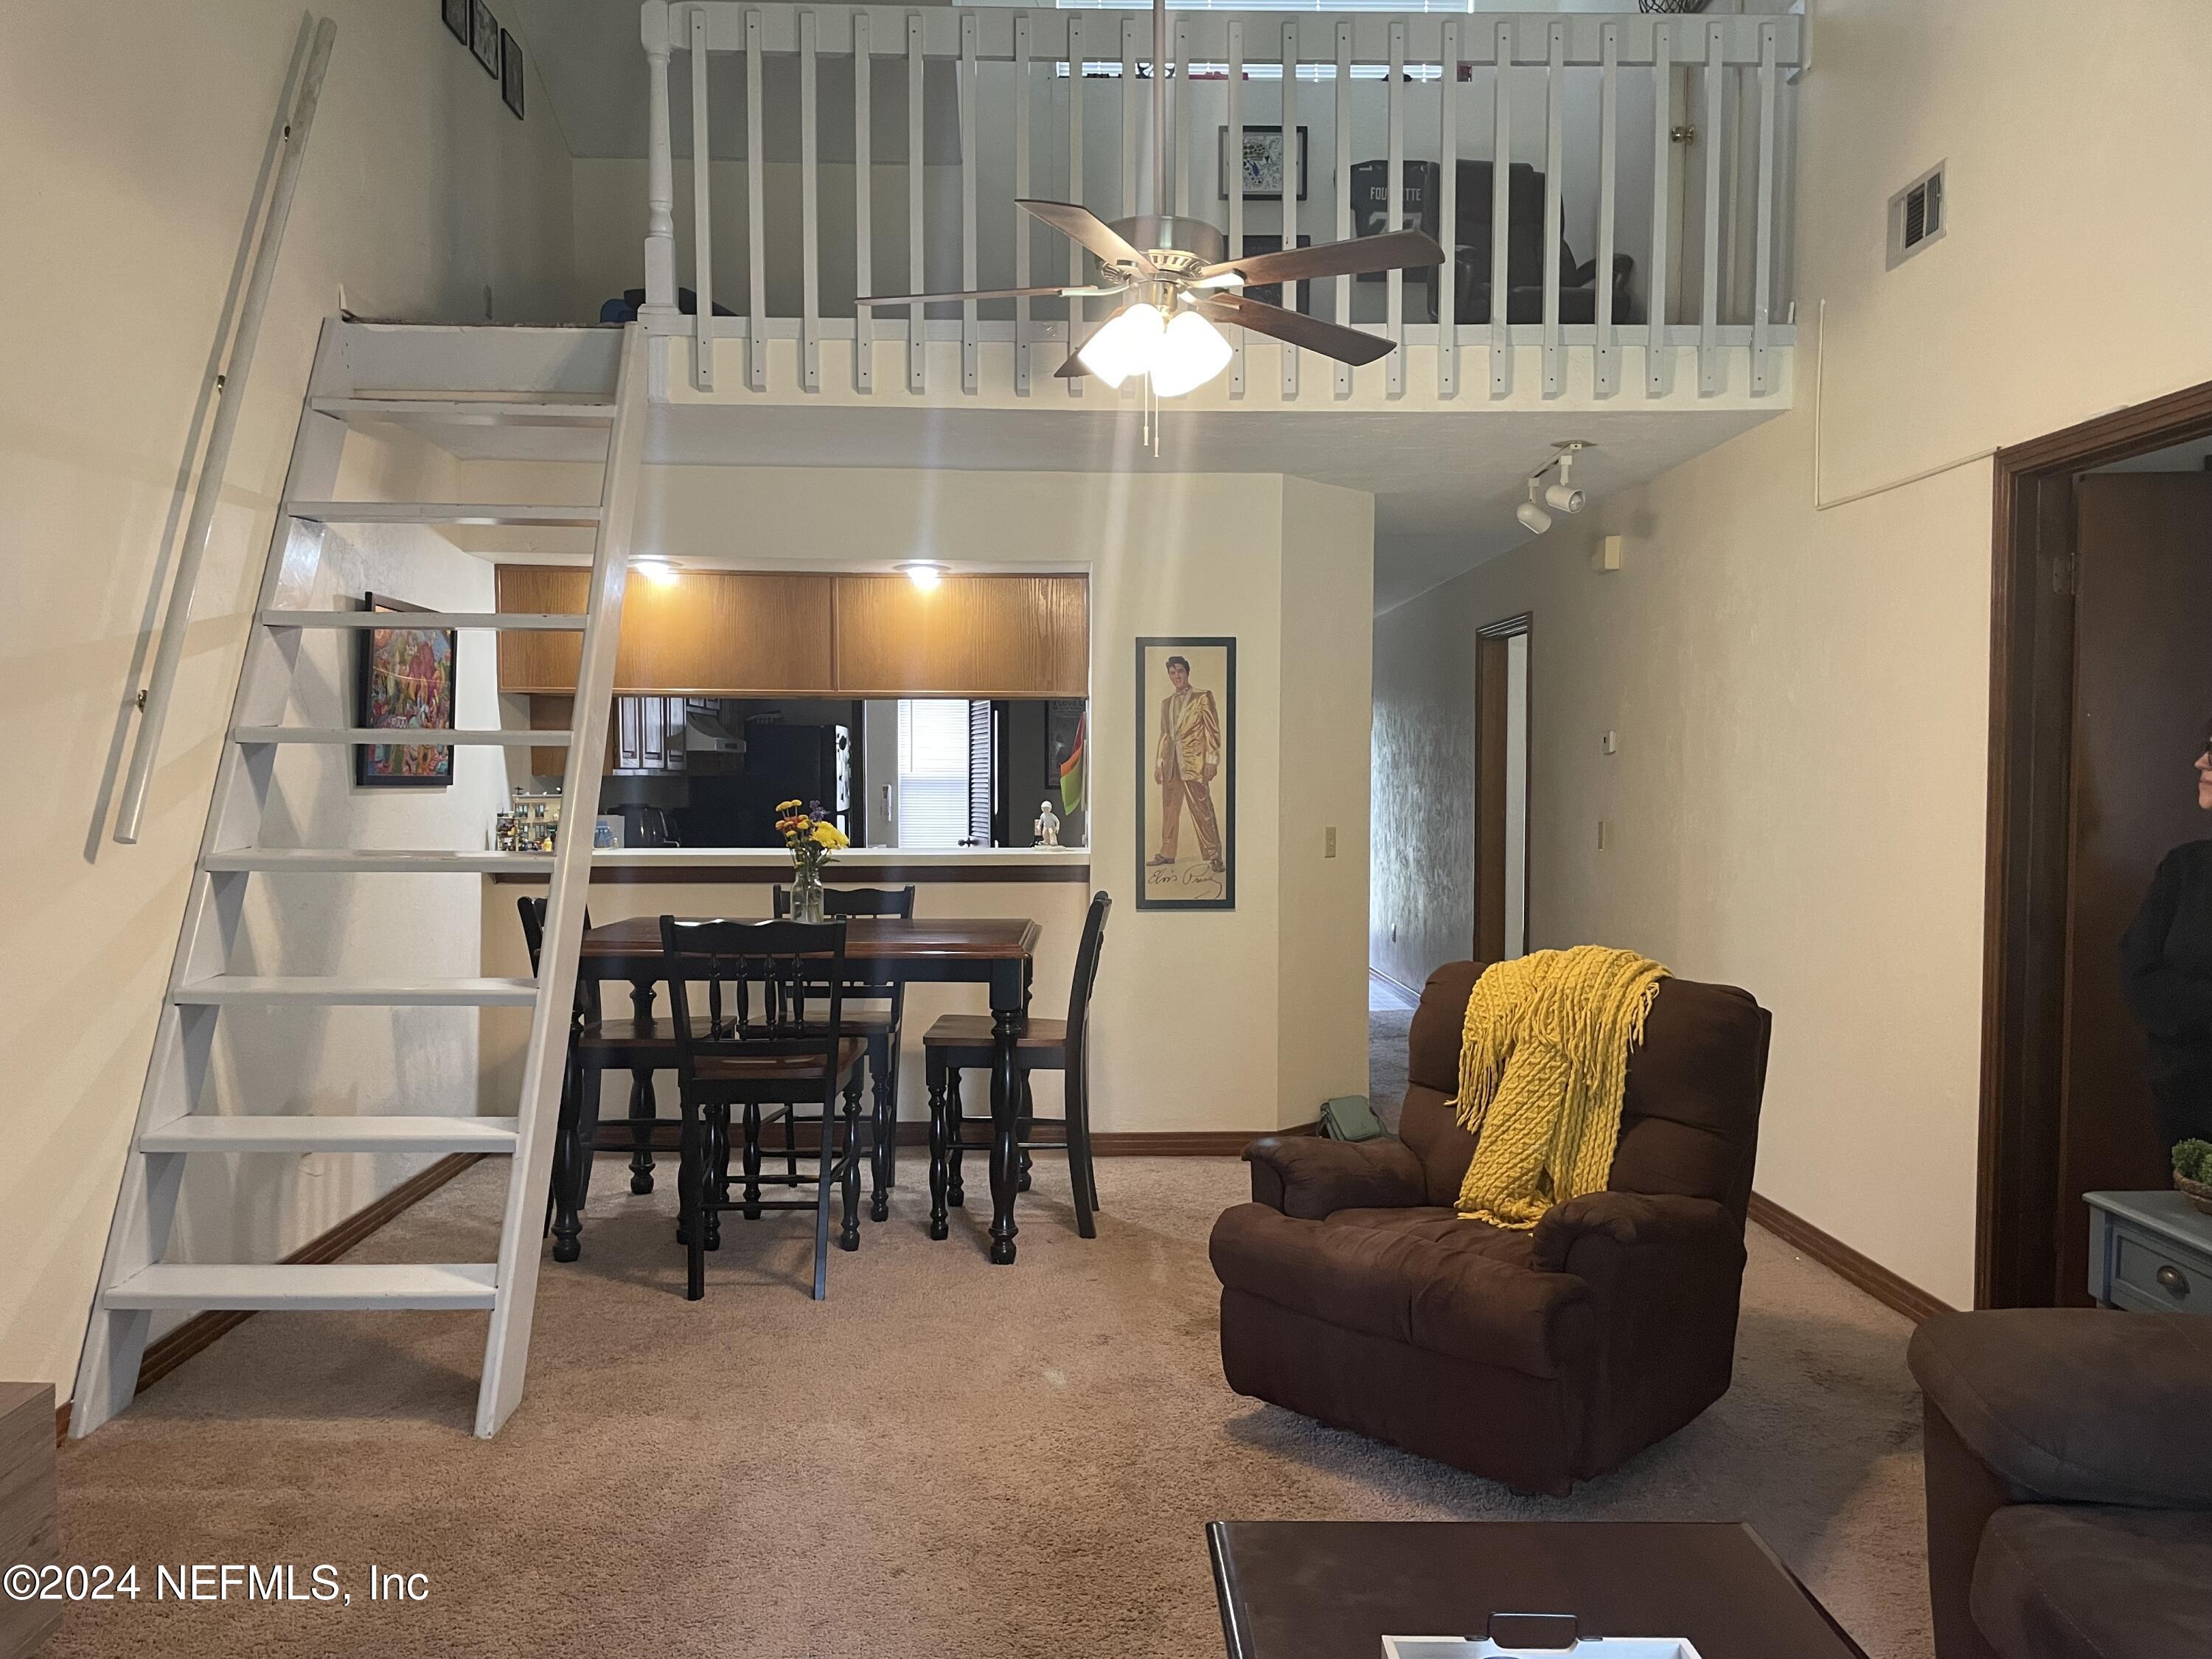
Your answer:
[71,321,647,1439]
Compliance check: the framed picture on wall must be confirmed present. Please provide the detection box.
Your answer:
[500,28,526,118]
[442,0,470,47]
[1136,637,1235,911]
[470,0,501,76]
[355,594,456,788]
[1218,125,1309,202]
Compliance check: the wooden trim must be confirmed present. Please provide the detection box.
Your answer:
[1749,1192,1952,1326]
[591,1121,1318,1156]
[54,1152,485,1444]
[493,861,1091,887]
[1978,376,2212,1309]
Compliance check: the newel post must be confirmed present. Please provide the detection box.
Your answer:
[641,1,679,323]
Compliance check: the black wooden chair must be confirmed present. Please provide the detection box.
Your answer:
[773,883,917,1222]
[660,917,869,1301]
[518,897,701,1263]
[922,891,1111,1242]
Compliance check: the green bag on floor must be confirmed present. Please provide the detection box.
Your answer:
[1320,1095,1388,1141]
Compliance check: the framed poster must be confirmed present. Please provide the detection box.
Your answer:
[1137,637,1235,910]
[442,0,470,46]
[470,0,501,76]
[1219,125,1309,202]
[500,28,526,119]
[355,594,456,787]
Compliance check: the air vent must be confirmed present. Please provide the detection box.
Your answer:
[1888,163,1947,268]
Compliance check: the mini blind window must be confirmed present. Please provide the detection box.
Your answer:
[896,699,972,849]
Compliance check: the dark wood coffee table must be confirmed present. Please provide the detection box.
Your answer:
[1206,1521,1869,1659]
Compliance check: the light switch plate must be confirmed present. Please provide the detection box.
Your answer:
[1324,826,1338,858]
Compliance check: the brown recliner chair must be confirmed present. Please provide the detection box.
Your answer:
[1209,959,1770,1495]
[1908,1309,2212,1659]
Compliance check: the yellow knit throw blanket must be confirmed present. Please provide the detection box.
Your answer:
[1450,946,1669,1229]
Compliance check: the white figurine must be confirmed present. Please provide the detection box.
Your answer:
[1034,798,1061,847]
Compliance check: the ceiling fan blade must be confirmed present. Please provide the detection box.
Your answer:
[1198,228,1445,289]
[858,283,1123,307]
[1017,200,1155,274]
[1193,294,1395,368]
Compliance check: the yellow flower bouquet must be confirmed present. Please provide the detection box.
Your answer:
[776,799,848,921]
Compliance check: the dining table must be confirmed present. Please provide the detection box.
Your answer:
[566,914,1043,1265]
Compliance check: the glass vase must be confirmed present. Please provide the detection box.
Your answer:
[790,863,827,923]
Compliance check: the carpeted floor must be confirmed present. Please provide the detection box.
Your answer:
[50,1022,1933,1658]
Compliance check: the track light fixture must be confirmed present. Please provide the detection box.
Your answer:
[1513,441,1594,537]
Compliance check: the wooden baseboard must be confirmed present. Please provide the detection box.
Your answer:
[55,1152,487,1444]
[591,1121,1316,1158]
[1748,1192,1953,1326]
[1368,966,1424,1003]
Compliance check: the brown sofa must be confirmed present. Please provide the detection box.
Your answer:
[1209,959,1771,1495]
[1908,1309,2212,1659]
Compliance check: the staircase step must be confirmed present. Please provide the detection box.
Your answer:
[140,1116,520,1154]
[283,501,603,527]
[260,610,586,631]
[232,726,568,747]
[174,976,540,1008]
[204,849,555,874]
[311,397,616,427]
[103,1263,500,1312]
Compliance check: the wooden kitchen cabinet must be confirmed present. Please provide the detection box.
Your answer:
[832,574,1088,698]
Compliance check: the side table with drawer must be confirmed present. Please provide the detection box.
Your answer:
[2084,1190,2212,1314]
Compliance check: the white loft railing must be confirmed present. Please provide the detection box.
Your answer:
[636,2,1801,400]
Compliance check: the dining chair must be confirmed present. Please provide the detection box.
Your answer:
[661,916,869,1301]
[518,897,703,1264]
[921,891,1112,1242]
[772,883,917,1222]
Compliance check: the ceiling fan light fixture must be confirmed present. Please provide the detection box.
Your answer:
[1149,309,1234,397]
[1077,302,1165,389]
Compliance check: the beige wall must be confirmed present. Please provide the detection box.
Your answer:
[0,1,577,1394]
[1370,0,2212,1310]
[606,464,1371,1135]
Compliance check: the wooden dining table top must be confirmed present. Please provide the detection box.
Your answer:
[580,914,1042,962]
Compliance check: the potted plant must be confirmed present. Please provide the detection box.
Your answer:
[2173,1138,2212,1217]
[776,799,848,922]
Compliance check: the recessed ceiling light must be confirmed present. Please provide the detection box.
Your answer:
[632,557,679,586]
[897,560,947,591]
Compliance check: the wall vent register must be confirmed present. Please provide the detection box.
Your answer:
[1887,163,1946,268]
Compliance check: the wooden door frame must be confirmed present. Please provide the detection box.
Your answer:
[1475,613,1534,962]
[1978,379,2212,1307]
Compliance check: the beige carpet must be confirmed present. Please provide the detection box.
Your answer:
[52,1157,1931,1658]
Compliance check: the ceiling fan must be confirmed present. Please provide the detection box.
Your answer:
[858,0,1444,416]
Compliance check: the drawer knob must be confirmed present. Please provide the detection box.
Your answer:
[2157,1264,2191,1295]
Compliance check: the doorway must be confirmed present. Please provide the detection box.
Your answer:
[1980,383,2212,1308]
[1475,614,1532,962]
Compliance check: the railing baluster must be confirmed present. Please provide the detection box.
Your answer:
[906,10,924,394]
[1014,11,1031,396]
[1595,21,1618,398]
[1489,20,1512,397]
[799,8,820,392]
[853,10,872,393]
[1439,18,1457,398]
[1280,21,1299,397]
[1752,19,1778,396]
[1699,20,1723,395]
[692,6,717,390]
[644,5,678,321]
[959,10,978,394]
[1540,20,1564,399]
[1385,21,1404,400]
[1333,21,1352,397]
[1066,13,1085,397]
[1647,20,1672,397]
[1227,16,1244,397]
[743,8,765,391]
[1121,16,1138,218]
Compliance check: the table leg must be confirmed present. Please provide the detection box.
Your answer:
[627,976,658,1194]
[551,1048,585,1263]
[869,1034,893,1222]
[987,1011,1021,1266]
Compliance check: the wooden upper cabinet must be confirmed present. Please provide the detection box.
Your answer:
[495,566,836,695]
[833,574,1089,698]
[495,567,1088,698]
